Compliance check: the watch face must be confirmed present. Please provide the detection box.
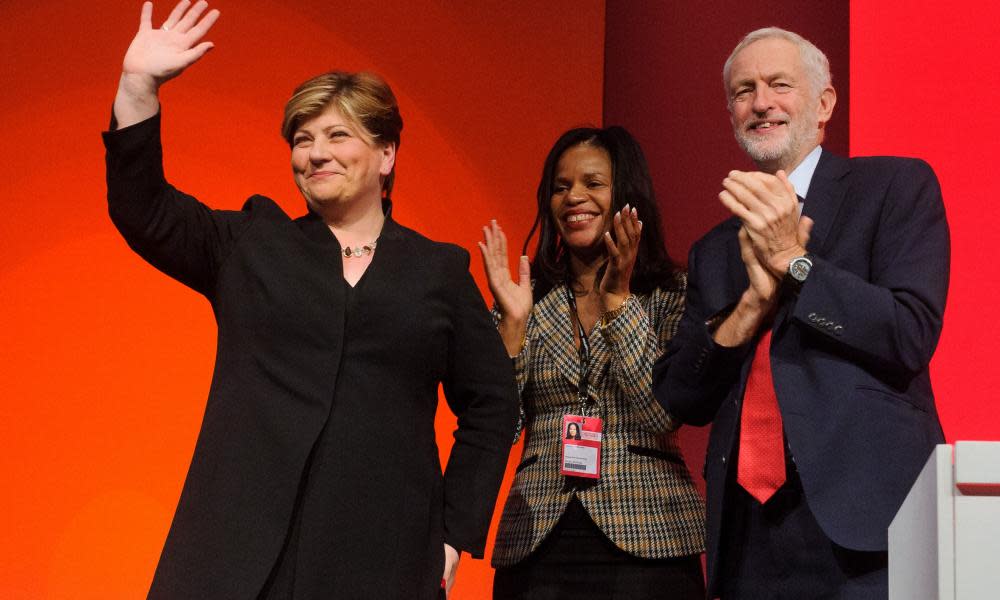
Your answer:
[789,257,812,282]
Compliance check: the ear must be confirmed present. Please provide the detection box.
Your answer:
[816,85,837,127]
[379,142,397,178]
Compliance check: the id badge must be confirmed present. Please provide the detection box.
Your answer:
[560,414,603,479]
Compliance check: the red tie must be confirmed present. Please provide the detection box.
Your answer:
[737,328,786,503]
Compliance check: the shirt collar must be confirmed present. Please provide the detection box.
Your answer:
[787,145,823,200]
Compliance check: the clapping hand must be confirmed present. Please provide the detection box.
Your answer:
[598,204,641,312]
[738,225,780,309]
[712,171,814,347]
[719,169,812,278]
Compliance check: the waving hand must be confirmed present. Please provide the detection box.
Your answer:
[478,220,532,357]
[114,1,220,128]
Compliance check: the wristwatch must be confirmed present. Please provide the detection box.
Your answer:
[787,254,814,285]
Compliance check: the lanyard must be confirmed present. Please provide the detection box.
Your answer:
[564,284,592,414]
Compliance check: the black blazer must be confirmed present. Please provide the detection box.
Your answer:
[104,114,518,599]
[653,150,949,597]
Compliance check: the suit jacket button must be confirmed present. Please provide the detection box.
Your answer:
[808,312,818,322]
[721,456,727,464]
[834,325,844,335]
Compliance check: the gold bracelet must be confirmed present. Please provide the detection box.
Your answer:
[600,294,632,327]
[514,329,527,356]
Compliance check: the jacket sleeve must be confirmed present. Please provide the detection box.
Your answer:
[103,112,251,297]
[791,159,949,380]
[599,275,686,434]
[652,242,753,426]
[441,248,520,558]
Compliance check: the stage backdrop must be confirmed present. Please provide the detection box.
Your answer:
[850,0,1000,446]
[0,1,603,597]
[603,0,851,496]
[3,0,998,597]
[604,0,1000,499]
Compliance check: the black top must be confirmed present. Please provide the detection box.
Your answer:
[104,113,519,599]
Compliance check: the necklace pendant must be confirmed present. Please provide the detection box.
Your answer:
[342,239,378,259]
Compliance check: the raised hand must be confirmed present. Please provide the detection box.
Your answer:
[712,196,814,348]
[478,220,532,356]
[114,1,220,128]
[598,204,641,312]
[710,226,780,348]
[738,226,780,309]
[124,1,220,83]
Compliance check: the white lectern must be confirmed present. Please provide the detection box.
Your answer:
[889,441,1000,600]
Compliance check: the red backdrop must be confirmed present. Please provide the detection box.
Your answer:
[3,0,998,597]
[850,0,1000,444]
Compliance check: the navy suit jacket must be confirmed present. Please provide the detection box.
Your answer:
[653,149,949,596]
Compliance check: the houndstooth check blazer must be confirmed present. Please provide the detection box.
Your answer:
[491,272,705,567]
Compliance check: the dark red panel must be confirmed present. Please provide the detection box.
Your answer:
[603,1,850,495]
[604,1,849,263]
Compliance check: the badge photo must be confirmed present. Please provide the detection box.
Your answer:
[560,414,603,479]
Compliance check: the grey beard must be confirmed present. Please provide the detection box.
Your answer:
[736,133,790,163]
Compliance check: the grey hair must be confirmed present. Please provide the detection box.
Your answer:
[722,27,831,102]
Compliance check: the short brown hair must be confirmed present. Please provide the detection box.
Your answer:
[281,71,404,196]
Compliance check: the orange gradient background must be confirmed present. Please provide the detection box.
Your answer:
[0,1,603,597]
[3,0,999,598]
